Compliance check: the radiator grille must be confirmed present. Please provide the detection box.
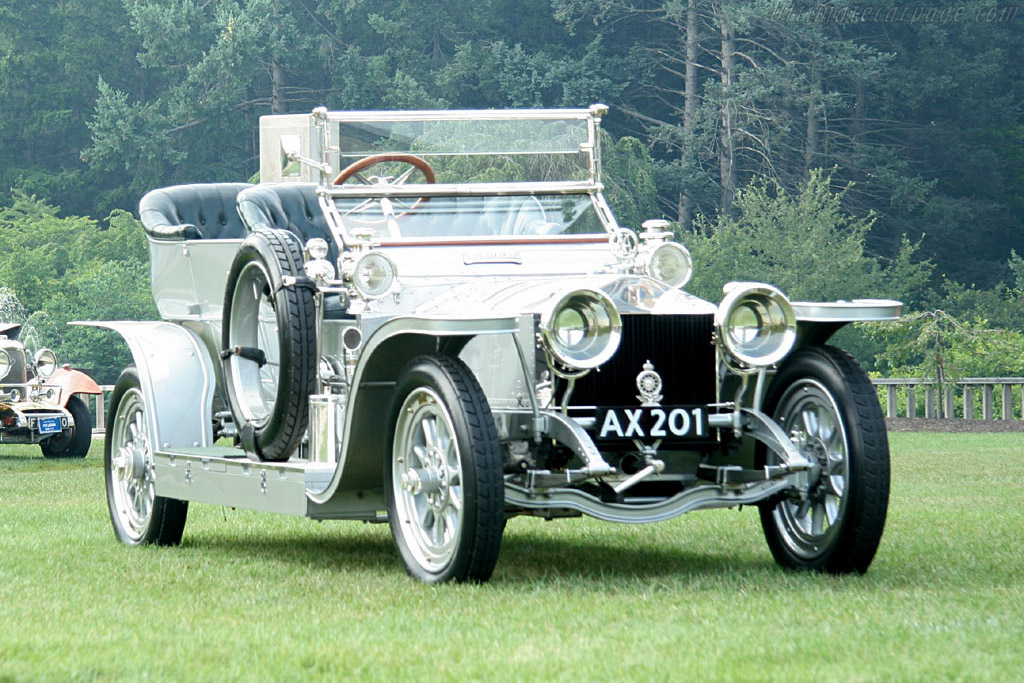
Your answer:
[570,313,717,408]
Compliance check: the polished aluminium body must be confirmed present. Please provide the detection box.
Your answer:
[0,322,100,458]
[88,105,900,582]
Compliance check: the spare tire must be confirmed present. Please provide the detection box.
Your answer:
[222,228,317,461]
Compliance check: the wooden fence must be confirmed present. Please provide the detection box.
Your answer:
[88,386,114,436]
[871,377,1024,421]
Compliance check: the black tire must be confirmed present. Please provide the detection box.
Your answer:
[385,355,504,583]
[758,345,890,574]
[222,228,316,461]
[105,367,188,546]
[40,394,92,458]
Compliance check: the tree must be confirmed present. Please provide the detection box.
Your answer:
[684,170,930,304]
[84,0,331,195]
[600,134,661,229]
[825,0,1024,287]
[0,287,28,330]
[0,0,1014,295]
[0,0,140,215]
[554,1,898,227]
[33,258,156,383]
[0,194,155,382]
[866,310,1024,382]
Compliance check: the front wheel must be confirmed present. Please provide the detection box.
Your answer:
[385,355,504,583]
[759,346,890,574]
[105,367,188,546]
[41,395,92,458]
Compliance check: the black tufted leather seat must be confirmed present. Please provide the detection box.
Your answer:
[238,183,353,318]
[236,183,338,261]
[139,183,253,240]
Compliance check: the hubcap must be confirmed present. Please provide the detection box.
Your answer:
[392,387,464,572]
[771,379,850,559]
[109,388,156,541]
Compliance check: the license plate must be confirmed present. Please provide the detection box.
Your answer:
[38,417,62,434]
[594,406,710,441]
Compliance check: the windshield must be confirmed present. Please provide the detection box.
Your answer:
[328,193,605,240]
[328,114,594,184]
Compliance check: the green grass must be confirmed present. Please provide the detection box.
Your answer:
[2,433,1023,681]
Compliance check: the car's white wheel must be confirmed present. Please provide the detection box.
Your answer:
[105,367,187,546]
[386,355,504,583]
[759,346,890,574]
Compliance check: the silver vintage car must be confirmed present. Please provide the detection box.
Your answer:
[85,105,901,582]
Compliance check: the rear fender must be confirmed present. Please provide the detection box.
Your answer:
[70,321,217,449]
[48,367,102,407]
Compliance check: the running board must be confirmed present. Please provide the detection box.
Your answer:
[154,447,334,517]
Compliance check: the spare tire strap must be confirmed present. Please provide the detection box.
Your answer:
[278,275,318,293]
[219,345,268,367]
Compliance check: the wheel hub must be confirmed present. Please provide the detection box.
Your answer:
[791,429,825,487]
[401,445,449,508]
[114,443,148,483]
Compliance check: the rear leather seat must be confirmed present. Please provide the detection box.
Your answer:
[139,183,253,240]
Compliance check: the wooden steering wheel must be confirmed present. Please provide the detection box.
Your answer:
[333,153,436,186]
[332,154,436,235]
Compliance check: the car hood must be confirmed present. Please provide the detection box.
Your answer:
[405,274,717,319]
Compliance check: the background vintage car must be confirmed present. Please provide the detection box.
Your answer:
[0,322,100,458]
[83,105,900,583]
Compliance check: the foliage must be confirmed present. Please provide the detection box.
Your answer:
[1,0,1021,292]
[865,309,1024,382]
[553,0,1024,288]
[684,170,931,305]
[0,194,155,382]
[599,133,661,229]
[0,0,139,215]
[866,248,1024,382]
[0,286,31,344]
[2,0,1024,377]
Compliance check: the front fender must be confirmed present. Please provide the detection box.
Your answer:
[71,321,217,449]
[792,299,902,346]
[309,315,518,507]
[48,367,102,407]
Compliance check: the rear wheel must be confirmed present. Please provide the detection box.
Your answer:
[105,367,187,546]
[759,346,889,574]
[385,355,504,583]
[41,395,92,458]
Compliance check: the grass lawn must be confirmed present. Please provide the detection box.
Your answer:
[2,433,1023,681]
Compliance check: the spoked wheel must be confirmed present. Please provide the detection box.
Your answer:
[222,228,316,461]
[105,367,187,546]
[759,346,890,574]
[385,355,504,583]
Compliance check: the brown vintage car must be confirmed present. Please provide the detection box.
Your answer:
[0,322,101,458]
